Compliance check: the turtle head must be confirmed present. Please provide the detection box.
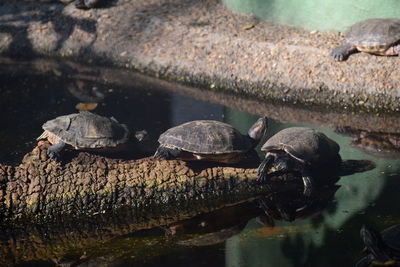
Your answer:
[134,130,148,142]
[248,117,268,145]
[360,225,392,262]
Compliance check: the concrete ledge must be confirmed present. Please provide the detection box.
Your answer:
[0,0,399,113]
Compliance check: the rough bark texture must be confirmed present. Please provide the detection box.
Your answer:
[0,142,297,225]
[0,142,302,265]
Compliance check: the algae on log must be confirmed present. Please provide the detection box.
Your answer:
[0,142,300,225]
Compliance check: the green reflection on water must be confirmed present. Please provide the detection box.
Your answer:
[224,110,400,267]
[1,59,399,266]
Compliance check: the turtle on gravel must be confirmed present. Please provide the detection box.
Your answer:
[37,111,130,160]
[154,117,268,164]
[331,18,400,61]
[355,224,400,267]
[257,127,341,196]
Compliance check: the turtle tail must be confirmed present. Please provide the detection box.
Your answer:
[339,160,376,176]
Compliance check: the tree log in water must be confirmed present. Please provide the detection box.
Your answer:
[0,142,303,265]
[0,142,300,225]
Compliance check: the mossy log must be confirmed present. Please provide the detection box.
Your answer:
[0,142,300,226]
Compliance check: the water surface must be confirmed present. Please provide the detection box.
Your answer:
[0,58,399,267]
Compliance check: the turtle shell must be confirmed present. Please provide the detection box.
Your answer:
[261,127,340,165]
[158,120,252,154]
[358,224,400,267]
[380,224,400,253]
[346,19,400,53]
[40,111,129,149]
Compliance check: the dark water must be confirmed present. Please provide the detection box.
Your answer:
[1,59,399,267]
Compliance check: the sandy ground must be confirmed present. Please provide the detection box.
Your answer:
[0,0,399,113]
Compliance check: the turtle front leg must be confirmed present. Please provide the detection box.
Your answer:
[300,169,313,197]
[257,154,275,183]
[391,44,400,56]
[258,152,291,183]
[258,195,296,222]
[154,147,182,160]
[275,203,296,222]
[331,43,357,61]
[47,141,66,161]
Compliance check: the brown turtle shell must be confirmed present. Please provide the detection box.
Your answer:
[38,111,129,149]
[158,120,253,154]
[346,19,400,53]
[261,127,340,165]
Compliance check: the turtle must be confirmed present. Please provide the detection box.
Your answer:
[257,127,341,196]
[331,18,400,61]
[355,224,400,267]
[37,111,130,160]
[154,117,267,164]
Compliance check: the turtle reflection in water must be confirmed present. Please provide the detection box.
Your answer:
[257,177,340,225]
[68,80,105,111]
[331,18,400,61]
[258,127,341,196]
[335,126,400,158]
[356,225,400,267]
[162,203,263,247]
[37,111,145,161]
[154,117,267,164]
